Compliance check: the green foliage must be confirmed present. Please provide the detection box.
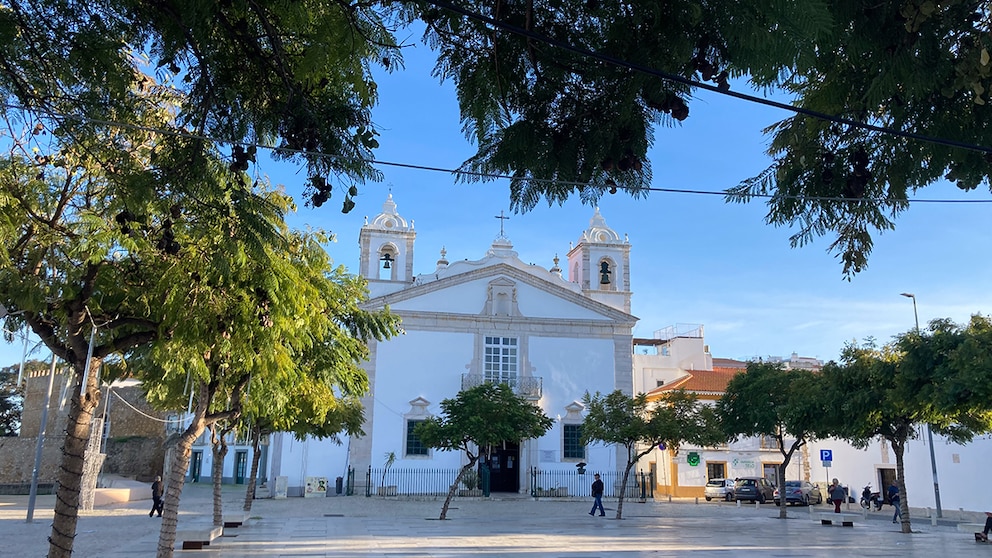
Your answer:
[717,363,829,443]
[582,389,721,458]
[827,315,992,447]
[581,388,721,517]
[0,0,400,211]
[727,1,992,276]
[717,362,830,517]
[820,318,992,532]
[415,383,554,458]
[0,363,28,436]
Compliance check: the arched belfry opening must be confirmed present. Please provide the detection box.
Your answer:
[358,194,415,285]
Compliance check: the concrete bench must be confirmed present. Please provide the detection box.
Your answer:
[223,510,251,529]
[175,522,223,550]
[957,523,985,533]
[817,512,860,527]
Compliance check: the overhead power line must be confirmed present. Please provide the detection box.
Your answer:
[421,0,992,156]
[4,99,992,206]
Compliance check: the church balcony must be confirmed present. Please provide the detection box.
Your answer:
[460,374,543,400]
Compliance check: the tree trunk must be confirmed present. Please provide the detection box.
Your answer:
[210,424,229,527]
[616,457,635,520]
[776,453,789,519]
[892,437,912,534]
[47,357,101,558]
[776,440,800,520]
[156,382,210,558]
[439,460,477,520]
[243,427,262,513]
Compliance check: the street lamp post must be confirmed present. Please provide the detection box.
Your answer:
[900,292,942,518]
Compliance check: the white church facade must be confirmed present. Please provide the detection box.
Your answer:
[258,194,991,513]
[266,196,635,495]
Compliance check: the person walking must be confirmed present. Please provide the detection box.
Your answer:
[888,482,901,523]
[828,478,846,513]
[588,473,605,517]
[150,475,164,518]
[977,512,992,542]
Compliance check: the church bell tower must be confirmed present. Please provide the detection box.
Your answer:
[359,194,415,295]
[566,208,631,313]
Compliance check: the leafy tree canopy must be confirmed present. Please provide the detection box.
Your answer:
[4,1,990,276]
[717,362,830,517]
[581,389,722,518]
[416,382,554,457]
[415,382,552,519]
[822,317,992,533]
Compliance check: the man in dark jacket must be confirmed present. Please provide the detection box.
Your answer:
[588,473,605,516]
[150,476,164,517]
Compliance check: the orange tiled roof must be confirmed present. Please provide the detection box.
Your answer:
[646,368,740,399]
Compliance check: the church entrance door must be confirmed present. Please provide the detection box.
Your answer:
[487,442,520,493]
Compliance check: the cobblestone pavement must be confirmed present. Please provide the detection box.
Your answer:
[1,484,986,557]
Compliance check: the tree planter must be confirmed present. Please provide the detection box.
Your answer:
[457,489,483,497]
[377,486,398,497]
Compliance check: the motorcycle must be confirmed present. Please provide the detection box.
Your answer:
[860,485,883,511]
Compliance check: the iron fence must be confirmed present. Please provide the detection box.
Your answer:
[530,468,654,500]
[365,466,491,497]
[360,465,653,500]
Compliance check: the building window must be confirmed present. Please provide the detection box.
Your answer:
[405,419,429,457]
[706,462,726,480]
[484,336,518,384]
[563,424,585,460]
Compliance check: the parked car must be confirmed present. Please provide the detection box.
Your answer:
[773,480,823,506]
[734,477,775,503]
[704,478,735,501]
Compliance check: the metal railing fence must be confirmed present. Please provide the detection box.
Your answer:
[530,468,654,500]
[365,466,491,497]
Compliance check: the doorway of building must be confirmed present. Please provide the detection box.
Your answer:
[878,467,897,504]
[487,442,519,493]
[235,450,248,484]
[190,450,202,483]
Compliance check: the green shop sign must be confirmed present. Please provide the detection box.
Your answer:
[686,452,700,467]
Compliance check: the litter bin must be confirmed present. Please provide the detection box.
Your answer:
[335,476,343,495]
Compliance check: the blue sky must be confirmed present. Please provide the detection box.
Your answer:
[4,39,992,369]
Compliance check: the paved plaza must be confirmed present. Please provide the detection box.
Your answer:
[1,483,987,557]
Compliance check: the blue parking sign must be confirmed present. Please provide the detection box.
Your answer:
[820,449,833,462]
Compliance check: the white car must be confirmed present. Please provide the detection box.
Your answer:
[704,478,735,501]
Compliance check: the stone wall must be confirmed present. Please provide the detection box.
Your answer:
[0,436,62,484]
[10,369,168,485]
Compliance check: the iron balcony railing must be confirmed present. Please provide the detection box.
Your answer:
[460,374,542,399]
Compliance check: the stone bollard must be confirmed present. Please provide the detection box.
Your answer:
[737,499,741,508]
[695,497,698,505]
[755,501,759,510]
[668,495,672,503]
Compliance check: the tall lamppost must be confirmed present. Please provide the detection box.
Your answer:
[900,292,942,518]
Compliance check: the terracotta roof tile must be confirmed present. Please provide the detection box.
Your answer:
[647,368,740,398]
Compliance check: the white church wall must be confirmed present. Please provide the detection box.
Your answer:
[529,335,620,475]
[370,329,474,470]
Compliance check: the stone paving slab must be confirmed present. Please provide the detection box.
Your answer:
[0,484,985,557]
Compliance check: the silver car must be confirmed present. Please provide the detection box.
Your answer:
[774,480,823,506]
[704,478,735,501]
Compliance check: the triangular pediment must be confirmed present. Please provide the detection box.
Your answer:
[364,263,636,324]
